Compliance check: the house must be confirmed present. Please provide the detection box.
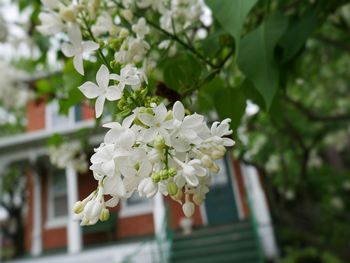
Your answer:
[0,98,278,263]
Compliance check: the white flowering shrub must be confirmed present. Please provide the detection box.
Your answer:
[36,0,236,224]
[49,141,88,173]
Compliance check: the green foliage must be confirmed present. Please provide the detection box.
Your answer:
[161,53,203,94]
[206,0,258,51]
[279,9,319,63]
[281,247,344,263]
[237,12,288,108]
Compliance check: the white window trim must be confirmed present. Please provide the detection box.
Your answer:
[45,100,75,131]
[119,198,154,218]
[45,170,68,229]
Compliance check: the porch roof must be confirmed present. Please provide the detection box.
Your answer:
[0,120,103,167]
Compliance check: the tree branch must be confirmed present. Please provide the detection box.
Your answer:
[284,95,350,122]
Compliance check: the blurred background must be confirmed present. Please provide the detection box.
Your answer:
[0,0,350,263]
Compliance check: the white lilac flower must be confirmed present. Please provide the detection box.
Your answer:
[138,177,158,198]
[114,37,150,64]
[138,103,174,144]
[37,12,63,35]
[132,17,150,39]
[61,24,99,75]
[41,0,59,9]
[91,12,114,36]
[49,142,88,173]
[79,64,122,118]
[110,64,142,93]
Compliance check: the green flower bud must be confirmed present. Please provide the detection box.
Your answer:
[99,208,110,222]
[160,169,168,180]
[152,172,161,183]
[167,182,178,196]
[168,168,177,177]
[73,201,84,214]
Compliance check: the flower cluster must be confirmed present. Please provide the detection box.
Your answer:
[0,61,33,111]
[49,142,88,173]
[74,101,234,225]
[37,0,234,224]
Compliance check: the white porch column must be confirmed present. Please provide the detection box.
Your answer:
[31,166,43,256]
[153,192,166,237]
[65,164,82,254]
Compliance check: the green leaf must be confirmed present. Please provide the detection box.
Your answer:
[197,77,224,112]
[237,12,288,108]
[241,79,265,110]
[206,0,258,52]
[47,133,64,147]
[161,53,202,93]
[279,9,318,63]
[214,87,246,131]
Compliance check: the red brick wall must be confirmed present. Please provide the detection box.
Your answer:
[231,159,250,219]
[24,170,34,253]
[82,103,95,120]
[26,99,46,132]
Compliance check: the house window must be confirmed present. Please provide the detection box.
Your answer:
[46,169,68,228]
[120,192,153,218]
[46,100,79,130]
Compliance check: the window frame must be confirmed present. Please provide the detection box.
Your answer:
[45,169,68,229]
[119,192,153,218]
[45,100,76,131]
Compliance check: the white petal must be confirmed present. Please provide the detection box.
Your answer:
[142,127,157,142]
[73,53,84,75]
[154,103,167,122]
[182,114,204,129]
[173,101,184,121]
[122,114,135,128]
[138,114,156,127]
[110,73,121,81]
[82,41,99,53]
[184,173,199,187]
[61,42,75,57]
[79,81,101,99]
[96,64,109,88]
[104,175,125,196]
[95,95,105,118]
[223,137,235,147]
[105,85,122,101]
[120,166,136,177]
[138,161,152,177]
[68,23,82,48]
[101,159,115,176]
[105,196,119,207]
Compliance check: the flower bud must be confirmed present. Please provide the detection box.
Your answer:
[151,172,161,183]
[160,169,169,180]
[168,168,177,177]
[201,155,213,168]
[99,208,110,222]
[167,182,178,196]
[209,162,220,173]
[182,200,195,218]
[73,201,84,214]
[211,150,224,160]
[120,10,133,23]
[119,28,129,38]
